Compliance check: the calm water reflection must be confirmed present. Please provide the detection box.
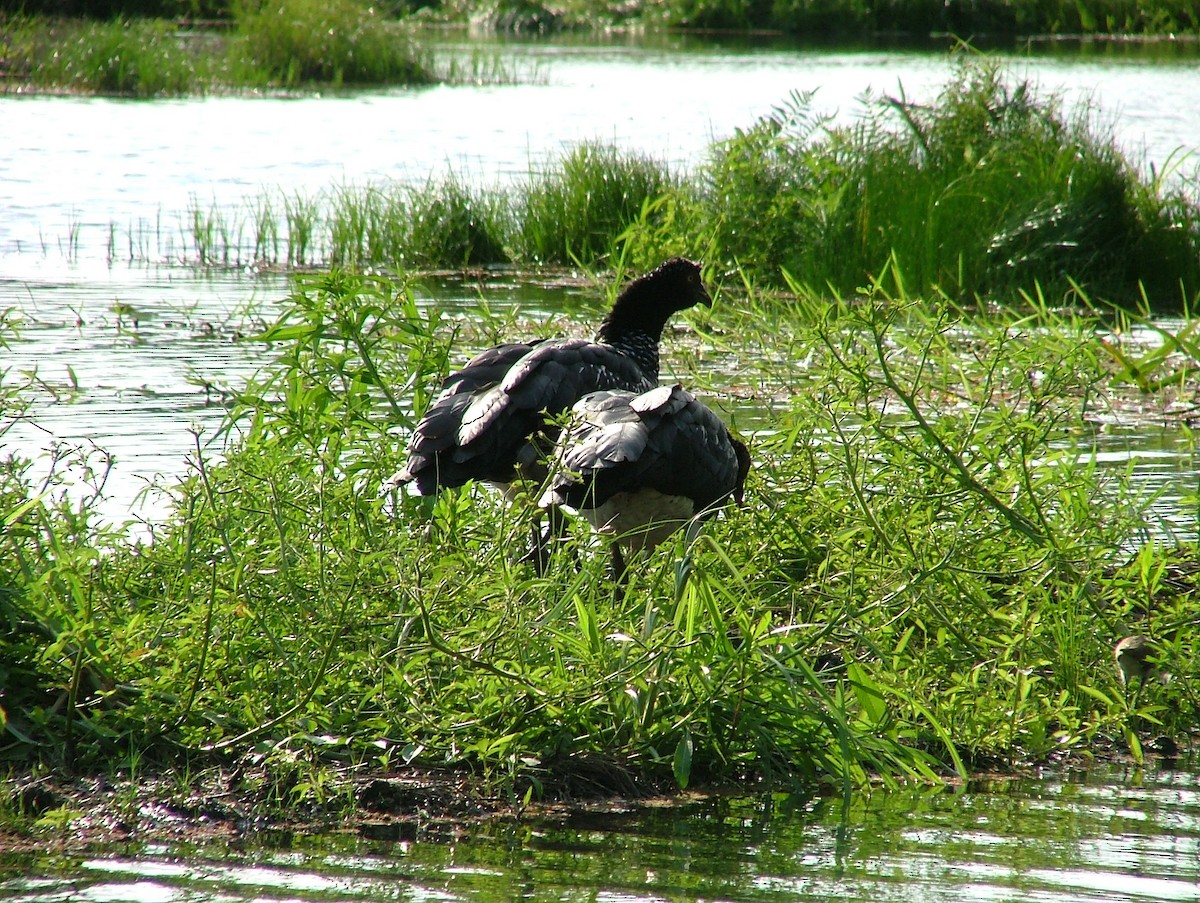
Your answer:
[2,764,1199,901]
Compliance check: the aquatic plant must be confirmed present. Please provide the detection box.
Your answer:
[321,177,511,268]
[514,141,683,265]
[0,7,493,95]
[702,62,1200,310]
[228,0,432,88]
[282,190,321,267]
[404,175,513,267]
[16,16,212,96]
[3,270,1197,802]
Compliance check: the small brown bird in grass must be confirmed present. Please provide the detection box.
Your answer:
[1114,634,1155,687]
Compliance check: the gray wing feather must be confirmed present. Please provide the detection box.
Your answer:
[541,384,744,513]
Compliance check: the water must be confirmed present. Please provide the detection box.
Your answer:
[0,258,281,524]
[3,40,1199,266]
[3,39,1199,526]
[2,763,1199,901]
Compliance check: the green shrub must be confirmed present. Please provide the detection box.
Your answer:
[229,0,431,87]
[701,62,1200,310]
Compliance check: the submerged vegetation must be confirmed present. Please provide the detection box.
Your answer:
[3,266,1200,828]
[94,64,1200,312]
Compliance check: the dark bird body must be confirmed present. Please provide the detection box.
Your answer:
[393,259,711,496]
[395,340,541,491]
[539,384,750,576]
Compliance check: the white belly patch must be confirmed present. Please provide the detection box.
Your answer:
[576,489,696,551]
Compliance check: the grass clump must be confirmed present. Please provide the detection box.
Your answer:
[10,16,212,96]
[3,269,1199,807]
[228,0,432,88]
[138,144,679,273]
[701,60,1200,310]
[515,141,685,265]
[324,177,511,269]
[0,2,440,95]
[403,175,513,267]
[721,274,1161,768]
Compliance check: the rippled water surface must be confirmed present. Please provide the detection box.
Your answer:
[3,38,1200,526]
[3,764,1200,901]
[4,38,1199,262]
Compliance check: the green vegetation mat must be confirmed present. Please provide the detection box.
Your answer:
[3,47,1199,831]
[3,265,1198,825]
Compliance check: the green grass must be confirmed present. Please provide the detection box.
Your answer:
[0,2,475,95]
[514,141,684,266]
[3,268,1199,811]
[699,62,1200,310]
[9,16,214,96]
[228,0,432,89]
[6,0,1198,37]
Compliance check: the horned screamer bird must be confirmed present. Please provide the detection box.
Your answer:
[390,258,711,497]
[537,383,750,587]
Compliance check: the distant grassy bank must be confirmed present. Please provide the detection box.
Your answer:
[8,0,1200,39]
[0,1,468,94]
[3,0,1199,97]
[92,63,1200,313]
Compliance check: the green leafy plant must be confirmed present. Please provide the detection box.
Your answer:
[515,141,682,265]
[3,268,1198,807]
[229,0,431,88]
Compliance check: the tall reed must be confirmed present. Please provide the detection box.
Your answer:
[228,0,432,88]
[515,141,683,265]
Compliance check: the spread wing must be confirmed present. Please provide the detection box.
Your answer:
[392,341,538,493]
[398,338,654,493]
[457,340,652,448]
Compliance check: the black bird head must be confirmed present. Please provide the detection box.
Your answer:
[596,258,711,343]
